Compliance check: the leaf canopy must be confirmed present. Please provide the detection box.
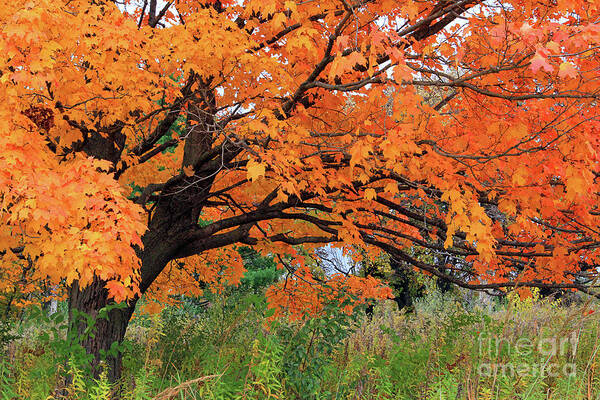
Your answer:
[1,0,600,311]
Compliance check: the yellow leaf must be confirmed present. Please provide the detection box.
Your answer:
[511,167,527,186]
[506,123,528,140]
[546,41,560,53]
[384,182,399,194]
[247,160,266,181]
[364,188,377,200]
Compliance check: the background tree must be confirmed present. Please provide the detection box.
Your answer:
[2,0,600,381]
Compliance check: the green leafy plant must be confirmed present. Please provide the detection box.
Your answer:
[273,292,364,399]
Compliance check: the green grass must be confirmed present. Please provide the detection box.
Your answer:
[1,287,599,399]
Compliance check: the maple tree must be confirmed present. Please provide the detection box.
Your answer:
[2,0,600,381]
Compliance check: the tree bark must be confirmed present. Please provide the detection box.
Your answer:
[68,279,136,383]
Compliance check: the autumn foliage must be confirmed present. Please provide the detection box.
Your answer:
[1,0,600,372]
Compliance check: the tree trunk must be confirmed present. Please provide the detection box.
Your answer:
[68,278,136,383]
[64,84,218,383]
[67,231,174,383]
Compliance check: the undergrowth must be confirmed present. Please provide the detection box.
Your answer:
[1,285,599,399]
